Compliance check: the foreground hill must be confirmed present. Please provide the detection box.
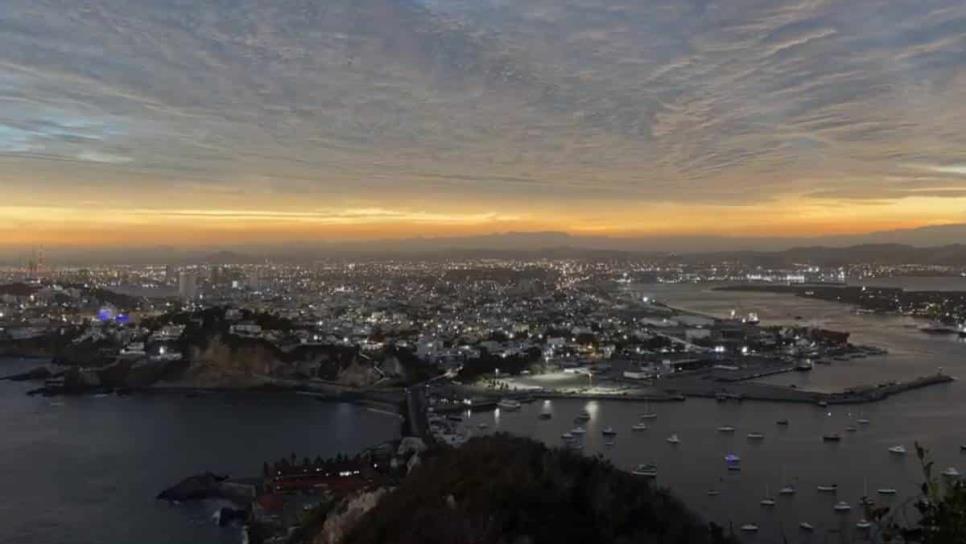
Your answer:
[341,434,734,544]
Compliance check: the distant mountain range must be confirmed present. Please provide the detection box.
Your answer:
[6,223,966,266]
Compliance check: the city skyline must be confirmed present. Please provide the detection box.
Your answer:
[2,0,965,249]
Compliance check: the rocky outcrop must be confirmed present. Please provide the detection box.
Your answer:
[315,488,390,544]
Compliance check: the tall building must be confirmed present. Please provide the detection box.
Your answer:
[178,270,198,301]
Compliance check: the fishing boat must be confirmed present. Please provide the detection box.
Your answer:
[717,425,736,433]
[823,433,842,442]
[497,399,522,411]
[799,522,814,532]
[833,501,852,512]
[631,422,648,431]
[747,432,765,441]
[601,426,617,436]
[666,433,680,444]
[740,524,759,532]
[877,488,898,495]
[631,463,658,477]
[888,445,907,455]
[817,484,838,493]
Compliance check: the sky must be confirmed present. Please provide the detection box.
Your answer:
[1,0,965,250]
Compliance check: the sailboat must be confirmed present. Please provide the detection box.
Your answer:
[857,411,870,425]
[760,484,776,507]
[778,467,795,495]
[666,433,680,444]
[856,519,872,530]
[640,399,657,420]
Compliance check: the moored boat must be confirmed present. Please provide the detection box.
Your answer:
[717,425,736,433]
[631,422,648,431]
[601,426,617,436]
[497,399,522,411]
[799,522,814,531]
[833,500,852,512]
[817,484,838,493]
[631,463,658,477]
[740,524,759,532]
[888,445,907,455]
[666,433,680,444]
[823,433,842,442]
[747,432,764,440]
[877,488,898,495]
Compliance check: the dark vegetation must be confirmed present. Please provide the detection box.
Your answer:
[344,434,734,544]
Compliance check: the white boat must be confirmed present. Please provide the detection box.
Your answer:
[857,415,870,425]
[601,426,617,436]
[833,501,852,512]
[571,426,586,435]
[717,426,736,433]
[942,467,961,478]
[497,399,522,411]
[877,488,898,495]
[666,433,680,444]
[561,432,574,440]
[747,432,765,440]
[817,484,838,493]
[888,445,907,455]
[631,463,658,477]
[631,422,648,431]
[799,522,814,532]
[779,485,796,496]
[856,519,872,530]
[740,524,759,532]
[640,399,657,420]
[574,410,591,422]
[761,485,775,507]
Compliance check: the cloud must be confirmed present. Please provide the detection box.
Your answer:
[0,0,964,240]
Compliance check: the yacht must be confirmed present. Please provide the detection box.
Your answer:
[817,484,838,493]
[799,522,814,532]
[631,422,648,431]
[561,432,574,440]
[888,445,907,455]
[856,519,872,530]
[666,433,680,444]
[717,425,736,433]
[877,488,898,495]
[833,501,852,512]
[823,433,842,442]
[779,485,796,496]
[740,524,759,533]
[747,432,765,441]
[497,399,522,411]
[601,426,617,436]
[631,464,658,478]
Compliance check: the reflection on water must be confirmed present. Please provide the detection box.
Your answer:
[463,282,966,543]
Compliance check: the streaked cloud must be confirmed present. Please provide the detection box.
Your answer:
[0,0,964,245]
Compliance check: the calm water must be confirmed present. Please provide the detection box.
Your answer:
[461,282,966,543]
[0,358,400,544]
